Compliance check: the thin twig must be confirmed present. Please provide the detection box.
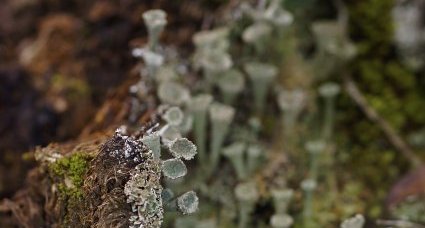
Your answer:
[344,75,422,167]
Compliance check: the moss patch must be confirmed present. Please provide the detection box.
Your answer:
[49,153,91,188]
[48,152,93,214]
[333,0,425,219]
[47,152,93,226]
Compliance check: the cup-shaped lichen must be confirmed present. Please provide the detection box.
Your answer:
[242,22,272,53]
[193,28,232,90]
[208,102,235,177]
[161,188,175,206]
[271,188,294,214]
[244,62,278,113]
[305,140,326,154]
[157,82,190,106]
[158,124,182,146]
[162,158,188,179]
[340,214,365,228]
[142,9,167,50]
[243,22,272,44]
[201,51,233,74]
[235,181,259,228]
[318,82,340,98]
[155,65,178,83]
[162,106,184,127]
[277,89,306,112]
[132,47,164,78]
[169,138,197,160]
[217,69,246,105]
[177,113,193,135]
[142,133,161,160]
[277,89,306,139]
[132,47,164,66]
[270,213,294,228]
[193,27,230,52]
[177,191,199,215]
[305,140,325,180]
[222,142,247,180]
[263,0,293,26]
[197,51,233,89]
[188,94,213,166]
[301,178,317,222]
[246,144,264,175]
[318,82,340,139]
[241,0,293,27]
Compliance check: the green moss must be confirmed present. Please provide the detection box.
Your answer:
[48,152,92,203]
[348,0,394,57]
[47,152,93,226]
[331,0,425,219]
[347,0,425,130]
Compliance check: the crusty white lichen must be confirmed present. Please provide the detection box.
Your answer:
[124,143,163,228]
[122,121,198,227]
[177,191,199,215]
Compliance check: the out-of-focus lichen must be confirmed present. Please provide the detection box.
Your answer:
[340,214,365,228]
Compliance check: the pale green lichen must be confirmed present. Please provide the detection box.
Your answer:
[235,181,259,228]
[216,69,246,105]
[169,138,197,160]
[162,158,188,179]
[124,160,163,228]
[270,213,293,228]
[142,9,167,50]
[208,102,235,177]
[177,191,199,215]
[244,62,278,112]
[142,133,161,160]
[222,142,247,180]
[162,106,184,126]
[340,214,365,228]
[157,82,190,106]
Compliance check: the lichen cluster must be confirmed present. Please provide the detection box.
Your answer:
[124,152,163,227]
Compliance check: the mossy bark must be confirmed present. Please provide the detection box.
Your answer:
[0,133,137,227]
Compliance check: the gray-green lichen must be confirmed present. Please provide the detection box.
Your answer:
[124,156,163,228]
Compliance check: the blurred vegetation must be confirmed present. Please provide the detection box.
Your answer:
[338,0,425,218]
